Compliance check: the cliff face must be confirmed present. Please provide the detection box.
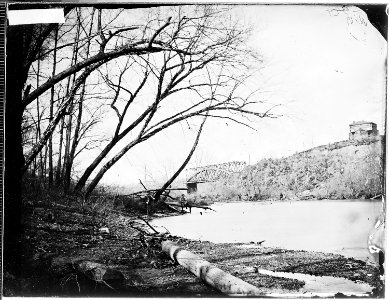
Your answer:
[234,137,385,201]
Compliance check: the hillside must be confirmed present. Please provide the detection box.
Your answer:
[194,137,384,202]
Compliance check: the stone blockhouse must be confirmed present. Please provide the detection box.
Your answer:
[349,121,378,140]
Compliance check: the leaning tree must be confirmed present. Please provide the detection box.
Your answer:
[69,6,278,198]
[6,4,276,279]
[20,6,278,200]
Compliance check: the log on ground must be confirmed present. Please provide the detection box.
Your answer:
[161,240,264,296]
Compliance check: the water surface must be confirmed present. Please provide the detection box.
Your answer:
[256,268,373,295]
[152,200,382,262]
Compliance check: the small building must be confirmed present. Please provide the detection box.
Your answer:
[349,121,378,140]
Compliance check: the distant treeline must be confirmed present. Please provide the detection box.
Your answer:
[190,137,384,202]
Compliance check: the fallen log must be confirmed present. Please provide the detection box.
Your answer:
[162,241,263,296]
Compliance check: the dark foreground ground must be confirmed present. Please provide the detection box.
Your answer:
[3,196,384,297]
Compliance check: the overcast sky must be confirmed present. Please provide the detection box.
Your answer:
[89,5,386,188]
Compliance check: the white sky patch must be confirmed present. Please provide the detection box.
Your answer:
[8,9,65,25]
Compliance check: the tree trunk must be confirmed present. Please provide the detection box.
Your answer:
[55,37,77,187]
[36,48,45,181]
[62,111,73,191]
[48,27,59,187]
[42,144,48,186]
[154,116,207,202]
[4,25,28,283]
[55,117,65,186]
[74,138,118,193]
[65,11,95,192]
[63,16,81,192]
[83,113,207,199]
[4,17,72,281]
[83,139,135,199]
[73,109,149,193]
[23,61,105,174]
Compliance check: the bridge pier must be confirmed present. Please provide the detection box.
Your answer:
[186,182,197,194]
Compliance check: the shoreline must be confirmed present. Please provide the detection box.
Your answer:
[149,199,383,296]
[5,198,383,297]
[145,206,383,296]
[169,237,382,296]
[152,199,382,262]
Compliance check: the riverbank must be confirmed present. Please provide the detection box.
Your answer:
[4,196,383,297]
[152,200,383,264]
[173,239,382,296]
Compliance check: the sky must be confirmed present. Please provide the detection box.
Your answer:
[83,5,387,189]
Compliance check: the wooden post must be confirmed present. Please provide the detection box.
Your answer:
[162,241,264,296]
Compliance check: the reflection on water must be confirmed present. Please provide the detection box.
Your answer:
[152,200,382,262]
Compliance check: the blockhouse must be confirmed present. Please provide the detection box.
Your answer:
[349,121,378,140]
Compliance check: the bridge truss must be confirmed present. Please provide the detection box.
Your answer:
[186,161,247,183]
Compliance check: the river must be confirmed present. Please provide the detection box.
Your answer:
[152,199,383,262]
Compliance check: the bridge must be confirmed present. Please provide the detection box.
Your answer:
[186,161,247,193]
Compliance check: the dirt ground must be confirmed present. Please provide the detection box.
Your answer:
[3,197,384,297]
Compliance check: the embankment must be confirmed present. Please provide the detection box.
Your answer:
[10,197,382,297]
[190,137,384,202]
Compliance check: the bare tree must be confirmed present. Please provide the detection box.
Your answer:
[73,56,150,193]
[5,5,274,277]
[71,7,277,198]
[63,8,97,191]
